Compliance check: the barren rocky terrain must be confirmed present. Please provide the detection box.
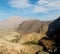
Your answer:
[0,17,60,54]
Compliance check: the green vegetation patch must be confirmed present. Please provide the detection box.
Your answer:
[23,41,39,45]
[10,35,20,43]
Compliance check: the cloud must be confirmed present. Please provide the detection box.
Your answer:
[8,0,30,8]
[47,0,60,10]
[33,6,48,13]
[33,0,60,13]
[8,0,60,13]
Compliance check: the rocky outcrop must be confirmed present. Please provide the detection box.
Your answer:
[38,37,57,53]
[17,20,51,34]
[47,17,60,38]
[46,17,60,54]
[47,17,60,46]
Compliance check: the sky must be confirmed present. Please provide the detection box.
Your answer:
[0,0,60,21]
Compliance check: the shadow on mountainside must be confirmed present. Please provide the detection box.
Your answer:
[46,17,60,54]
[38,17,60,54]
[16,17,60,54]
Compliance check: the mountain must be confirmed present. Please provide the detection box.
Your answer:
[46,17,60,54]
[0,16,60,54]
[0,16,24,29]
[0,16,25,36]
[47,17,60,37]
[17,20,51,34]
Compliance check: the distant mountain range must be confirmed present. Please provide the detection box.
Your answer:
[0,16,60,54]
[0,16,52,34]
[0,16,24,29]
[17,20,51,34]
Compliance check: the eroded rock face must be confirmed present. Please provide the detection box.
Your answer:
[38,37,56,52]
[17,20,51,34]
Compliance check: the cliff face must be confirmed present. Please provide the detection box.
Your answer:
[17,20,51,34]
[47,17,60,37]
[46,17,60,54]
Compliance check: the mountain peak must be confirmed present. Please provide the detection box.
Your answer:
[3,16,24,23]
[6,16,23,21]
[0,16,24,29]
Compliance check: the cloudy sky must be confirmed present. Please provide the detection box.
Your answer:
[0,0,60,21]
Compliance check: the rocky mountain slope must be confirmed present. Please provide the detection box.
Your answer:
[0,40,43,54]
[47,17,60,37]
[46,17,60,54]
[17,20,51,35]
[0,16,60,54]
[0,16,24,29]
[0,16,24,37]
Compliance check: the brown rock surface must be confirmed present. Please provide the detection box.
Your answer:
[17,20,51,35]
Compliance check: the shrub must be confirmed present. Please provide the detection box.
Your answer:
[23,41,39,45]
[11,35,20,43]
